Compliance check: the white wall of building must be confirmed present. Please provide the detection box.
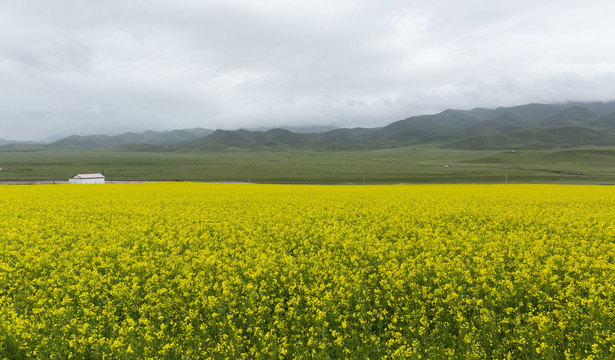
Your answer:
[68,178,105,184]
[68,173,105,184]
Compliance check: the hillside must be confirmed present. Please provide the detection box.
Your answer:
[179,101,615,151]
[1,128,213,150]
[447,127,615,150]
[48,128,214,149]
[0,139,37,146]
[3,101,615,152]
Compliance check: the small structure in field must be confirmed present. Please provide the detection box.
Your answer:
[69,173,105,184]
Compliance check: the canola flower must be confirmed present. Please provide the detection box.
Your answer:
[0,183,614,359]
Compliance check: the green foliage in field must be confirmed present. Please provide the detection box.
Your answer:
[2,145,615,183]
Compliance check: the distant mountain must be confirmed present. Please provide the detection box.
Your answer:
[459,111,534,136]
[494,103,561,121]
[0,138,37,146]
[538,106,600,128]
[381,109,484,135]
[311,128,379,150]
[186,128,312,151]
[37,134,68,143]
[47,128,213,149]
[178,101,615,151]
[281,125,338,133]
[3,101,615,152]
[250,125,338,133]
[183,127,385,151]
[558,101,615,116]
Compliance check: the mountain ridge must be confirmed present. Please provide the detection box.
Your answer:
[3,101,615,151]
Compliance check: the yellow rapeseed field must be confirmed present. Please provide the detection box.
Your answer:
[1,183,615,359]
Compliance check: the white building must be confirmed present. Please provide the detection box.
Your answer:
[69,173,105,184]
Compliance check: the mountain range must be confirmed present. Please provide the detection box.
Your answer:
[3,101,615,151]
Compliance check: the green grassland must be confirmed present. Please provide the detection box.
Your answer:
[2,146,615,184]
[3,102,615,184]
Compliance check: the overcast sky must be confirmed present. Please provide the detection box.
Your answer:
[2,0,615,140]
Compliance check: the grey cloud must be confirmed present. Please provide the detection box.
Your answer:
[1,0,615,140]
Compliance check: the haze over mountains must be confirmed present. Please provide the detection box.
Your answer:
[3,101,615,151]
